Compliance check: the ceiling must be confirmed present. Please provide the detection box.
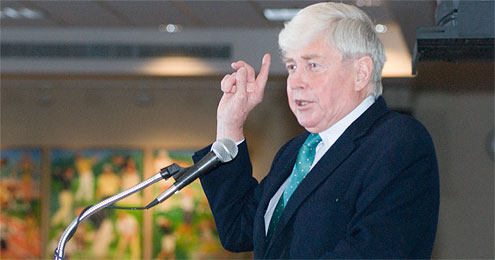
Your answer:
[0,0,437,53]
[2,1,493,91]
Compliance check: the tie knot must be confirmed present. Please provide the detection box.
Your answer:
[305,133,322,149]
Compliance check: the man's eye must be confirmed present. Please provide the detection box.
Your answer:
[310,63,318,68]
[286,64,296,71]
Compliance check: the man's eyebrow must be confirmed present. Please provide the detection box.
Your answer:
[282,57,294,63]
[283,54,323,63]
[301,54,323,60]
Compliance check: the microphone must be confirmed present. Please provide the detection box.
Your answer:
[146,138,238,208]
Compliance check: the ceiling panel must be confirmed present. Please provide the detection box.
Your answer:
[257,0,395,24]
[181,0,269,28]
[103,1,192,27]
[0,0,437,32]
[30,0,128,27]
[0,0,440,60]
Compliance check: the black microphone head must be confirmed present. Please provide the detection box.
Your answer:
[212,138,238,163]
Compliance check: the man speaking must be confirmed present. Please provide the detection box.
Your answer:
[193,2,439,258]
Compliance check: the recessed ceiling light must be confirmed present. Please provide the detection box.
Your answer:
[19,8,43,19]
[1,7,20,19]
[375,24,388,33]
[0,7,43,19]
[263,8,301,21]
[159,24,183,33]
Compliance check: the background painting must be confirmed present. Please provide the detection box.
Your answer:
[48,149,143,259]
[151,149,251,259]
[0,148,42,259]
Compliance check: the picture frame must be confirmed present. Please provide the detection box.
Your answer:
[0,148,42,259]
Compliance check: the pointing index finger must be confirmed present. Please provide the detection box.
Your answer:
[256,53,271,88]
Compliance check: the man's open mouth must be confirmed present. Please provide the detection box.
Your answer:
[295,99,313,106]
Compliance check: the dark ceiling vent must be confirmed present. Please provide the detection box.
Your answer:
[0,43,231,59]
[415,37,494,62]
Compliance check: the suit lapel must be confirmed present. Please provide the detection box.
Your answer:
[253,133,308,256]
[267,134,357,249]
[264,97,390,255]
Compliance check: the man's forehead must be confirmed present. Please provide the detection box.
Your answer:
[282,39,338,63]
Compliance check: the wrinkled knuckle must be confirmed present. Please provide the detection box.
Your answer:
[221,77,228,86]
[237,93,247,101]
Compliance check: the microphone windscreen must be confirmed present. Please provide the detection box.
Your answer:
[212,138,238,163]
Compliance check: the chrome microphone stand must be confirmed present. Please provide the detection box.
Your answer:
[54,164,183,260]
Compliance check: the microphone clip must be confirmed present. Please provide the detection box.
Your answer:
[159,163,184,180]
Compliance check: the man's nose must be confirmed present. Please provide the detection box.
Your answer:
[288,69,307,90]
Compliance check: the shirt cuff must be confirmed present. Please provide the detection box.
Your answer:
[236,139,245,146]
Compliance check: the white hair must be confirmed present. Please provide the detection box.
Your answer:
[279,2,387,97]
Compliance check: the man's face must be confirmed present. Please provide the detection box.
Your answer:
[284,37,363,133]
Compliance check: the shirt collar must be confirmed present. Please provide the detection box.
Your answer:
[318,95,376,148]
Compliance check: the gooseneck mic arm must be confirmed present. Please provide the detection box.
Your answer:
[54,164,182,260]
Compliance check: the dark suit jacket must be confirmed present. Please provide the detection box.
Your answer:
[193,97,439,259]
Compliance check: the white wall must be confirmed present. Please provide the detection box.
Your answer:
[415,92,494,258]
[0,77,300,180]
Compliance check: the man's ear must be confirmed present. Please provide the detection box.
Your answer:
[354,56,373,91]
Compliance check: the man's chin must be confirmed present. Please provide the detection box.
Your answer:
[298,120,319,133]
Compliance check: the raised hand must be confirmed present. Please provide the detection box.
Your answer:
[216,53,271,142]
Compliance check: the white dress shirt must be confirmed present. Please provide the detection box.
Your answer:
[264,95,376,234]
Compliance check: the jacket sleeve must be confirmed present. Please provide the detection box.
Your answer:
[194,141,261,252]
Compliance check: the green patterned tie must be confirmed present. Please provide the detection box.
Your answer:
[266,133,322,242]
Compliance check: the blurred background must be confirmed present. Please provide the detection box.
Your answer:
[1,0,493,259]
